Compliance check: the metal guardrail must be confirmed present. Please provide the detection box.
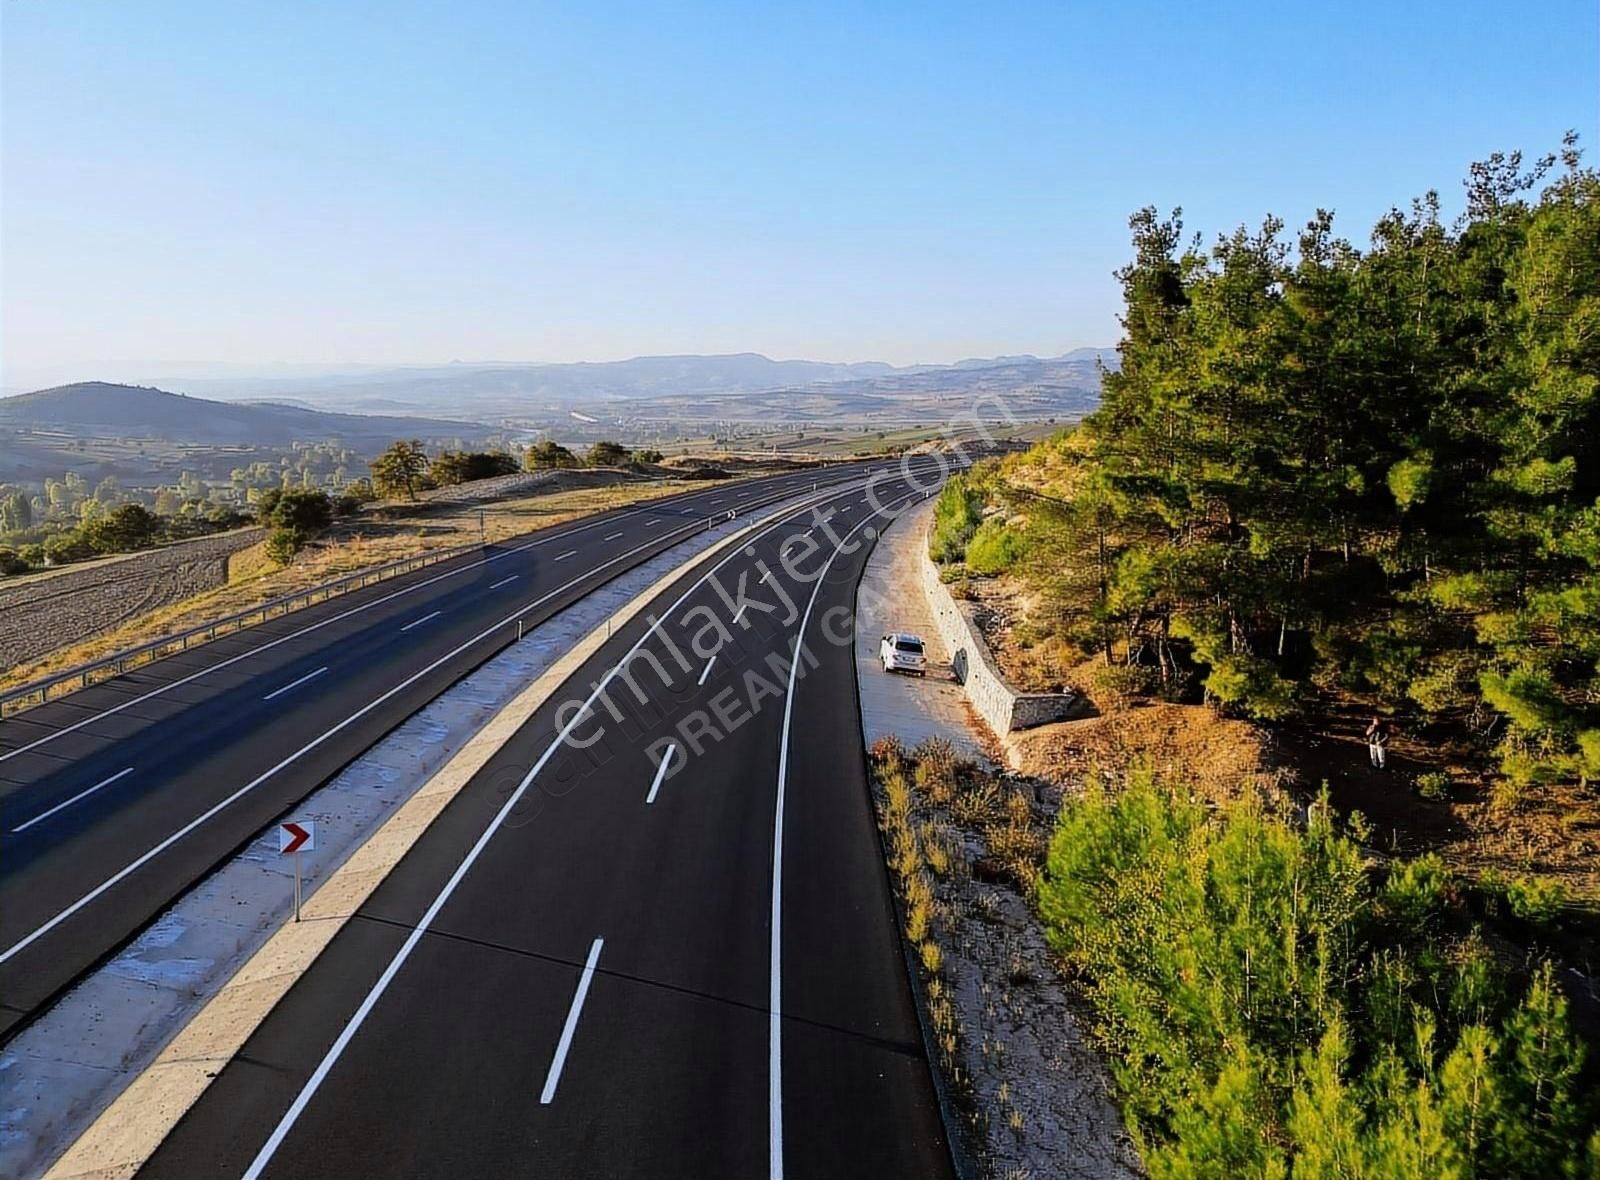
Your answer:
[0,541,482,718]
[0,460,919,721]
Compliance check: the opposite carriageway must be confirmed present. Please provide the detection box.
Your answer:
[0,458,952,1041]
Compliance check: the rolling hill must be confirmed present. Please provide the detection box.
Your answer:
[0,382,491,447]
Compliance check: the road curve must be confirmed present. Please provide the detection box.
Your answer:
[0,459,950,1042]
[136,469,957,1178]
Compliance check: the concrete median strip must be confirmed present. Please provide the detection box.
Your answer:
[31,503,799,1180]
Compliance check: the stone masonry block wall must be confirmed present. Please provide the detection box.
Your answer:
[917,519,1082,736]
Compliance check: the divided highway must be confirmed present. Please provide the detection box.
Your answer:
[138,466,956,1178]
[0,460,945,1041]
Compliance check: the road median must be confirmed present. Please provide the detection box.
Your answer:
[23,493,821,1180]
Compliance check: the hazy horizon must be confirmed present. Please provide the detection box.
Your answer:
[0,346,1115,396]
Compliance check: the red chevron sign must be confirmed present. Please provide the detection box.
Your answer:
[278,821,315,855]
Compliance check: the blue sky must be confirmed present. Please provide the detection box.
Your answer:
[2,1,1594,382]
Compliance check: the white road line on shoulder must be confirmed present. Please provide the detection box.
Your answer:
[399,610,442,633]
[235,491,876,1177]
[644,743,677,804]
[553,550,577,562]
[262,666,329,702]
[697,655,716,686]
[603,531,625,542]
[539,937,606,1104]
[0,505,798,970]
[11,767,135,834]
[768,496,898,1180]
[0,486,750,767]
[489,575,519,590]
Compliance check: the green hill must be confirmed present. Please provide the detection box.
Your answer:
[0,382,490,447]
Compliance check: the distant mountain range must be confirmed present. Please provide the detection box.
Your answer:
[0,382,492,447]
[151,350,1117,420]
[0,351,1113,486]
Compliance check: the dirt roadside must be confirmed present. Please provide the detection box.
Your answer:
[854,500,1141,1179]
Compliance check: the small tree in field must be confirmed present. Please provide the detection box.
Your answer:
[268,488,333,533]
[430,451,520,486]
[370,440,429,501]
[265,527,305,565]
[80,503,159,554]
[586,440,631,467]
[525,440,580,470]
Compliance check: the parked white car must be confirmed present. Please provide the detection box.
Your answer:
[879,632,927,676]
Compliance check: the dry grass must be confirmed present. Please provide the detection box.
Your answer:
[871,736,971,1095]
[0,479,694,695]
[1009,700,1273,804]
[226,539,280,585]
[1448,780,1600,899]
[961,575,1085,694]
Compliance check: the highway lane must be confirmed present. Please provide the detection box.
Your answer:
[139,472,954,1178]
[0,458,948,1039]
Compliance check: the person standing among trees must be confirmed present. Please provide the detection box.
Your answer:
[1365,716,1391,769]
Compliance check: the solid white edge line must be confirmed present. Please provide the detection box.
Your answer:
[0,468,863,766]
[399,610,443,633]
[0,471,923,967]
[11,767,135,834]
[644,743,677,804]
[261,666,329,702]
[0,505,743,967]
[539,937,606,1105]
[236,481,900,1177]
[697,655,716,686]
[768,497,892,1180]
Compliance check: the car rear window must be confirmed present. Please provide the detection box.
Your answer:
[895,639,924,653]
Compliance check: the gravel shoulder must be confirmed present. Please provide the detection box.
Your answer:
[854,499,1141,1179]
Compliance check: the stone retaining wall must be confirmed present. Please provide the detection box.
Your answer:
[917,519,1083,736]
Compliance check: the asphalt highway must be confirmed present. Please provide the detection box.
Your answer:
[0,458,949,1041]
[138,469,956,1178]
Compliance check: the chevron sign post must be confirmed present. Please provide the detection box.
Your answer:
[279,821,316,921]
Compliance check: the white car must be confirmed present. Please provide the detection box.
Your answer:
[879,632,927,677]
